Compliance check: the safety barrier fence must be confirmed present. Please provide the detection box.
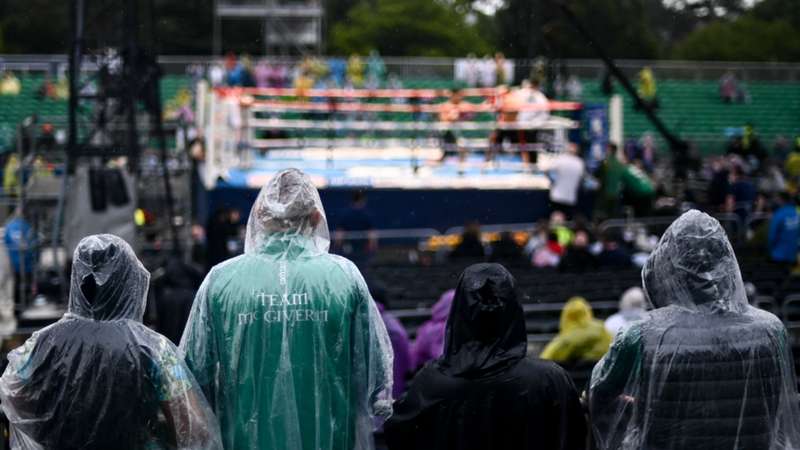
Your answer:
[4,55,800,81]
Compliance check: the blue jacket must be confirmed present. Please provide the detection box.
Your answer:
[768,205,800,263]
[4,217,36,274]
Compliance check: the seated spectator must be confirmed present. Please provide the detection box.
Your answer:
[719,71,747,103]
[226,57,254,87]
[366,50,386,89]
[368,279,412,399]
[494,52,510,86]
[489,231,525,265]
[728,124,767,170]
[626,133,657,174]
[36,77,57,100]
[3,153,20,196]
[0,71,21,96]
[523,220,548,255]
[558,229,597,273]
[597,231,631,268]
[253,59,270,88]
[532,230,563,268]
[566,75,583,101]
[635,66,658,110]
[768,191,799,270]
[784,137,800,177]
[541,296,612,365]
[758,160,786,195]
[590,210,800,449]
[708,156,731,208]
[208,63,225,87]
[334,190,377,269]
[412,289,454,370]
[451,221,485,260]
[549,211,574,247]
[36,123,57,152]
[385,263,586,450]
[772,135,791,164]
[479,54,496,88]
[327,58,347,87]
[346,53,365,88]
[604,287,647,336]
[725,164,756,223]
[0,235,222,449]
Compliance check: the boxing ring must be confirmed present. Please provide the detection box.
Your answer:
[196,84,592,229]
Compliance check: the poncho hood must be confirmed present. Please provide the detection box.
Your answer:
[642,209,747,313]
[438,263,526,378]
[68,234,149,321]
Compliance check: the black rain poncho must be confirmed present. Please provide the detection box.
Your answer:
[589,210,800,450]
[0,234,222,450]
[385,263,586,450]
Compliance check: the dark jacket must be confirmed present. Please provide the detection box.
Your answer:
[385,263,586,450]
[153,256,203,344]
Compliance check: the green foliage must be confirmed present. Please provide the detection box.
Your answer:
[492,0,662,59]
[0,0,799,62]
[151,0,215,54]
[752,0,800,30]
[329,0,491,57]
[0,0,69,53]
[672,15,800,61]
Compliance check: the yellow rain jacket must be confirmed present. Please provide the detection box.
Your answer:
[541,297,612,363]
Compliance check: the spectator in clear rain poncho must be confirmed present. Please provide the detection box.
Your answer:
[0,234,222,450]
[589,210,800,450]
[180,168,393,450]
[385,263,586,450]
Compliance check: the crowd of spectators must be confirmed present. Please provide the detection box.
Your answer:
[2,150,800,449]
[197,50,389,90]
[454,52,513,88]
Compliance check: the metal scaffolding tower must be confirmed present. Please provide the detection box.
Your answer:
[213,0,323,55]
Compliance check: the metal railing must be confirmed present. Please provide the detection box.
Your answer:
[3,54,800,81]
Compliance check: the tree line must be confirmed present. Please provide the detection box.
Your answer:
[0,0,798,61]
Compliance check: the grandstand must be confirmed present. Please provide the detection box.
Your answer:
[0,73,190,129]
[3,71,799,155]
[3,56,800,386]
[579,79,800,152]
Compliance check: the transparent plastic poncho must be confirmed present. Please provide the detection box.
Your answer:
[589,210,800,450]
[0,234,223,450]
[180,168,393,450]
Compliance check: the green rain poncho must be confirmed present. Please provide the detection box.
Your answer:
[180,169,393,450]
